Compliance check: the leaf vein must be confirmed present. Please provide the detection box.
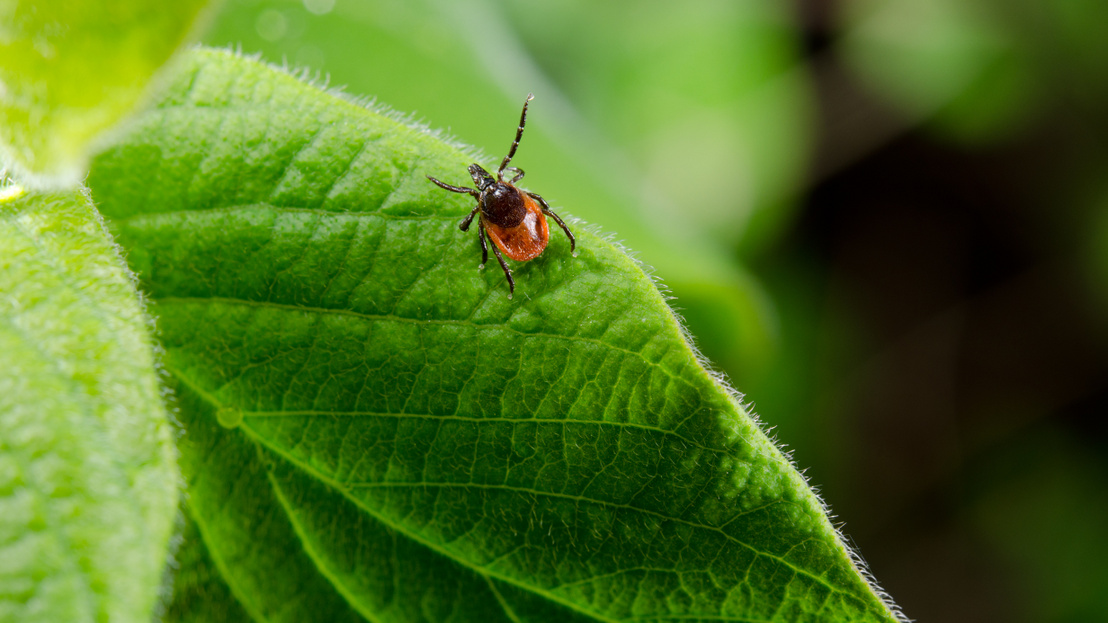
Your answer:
[340,481,841,597]
[483,575,524,623]
[264,467,386,623]
[243,409,719,457]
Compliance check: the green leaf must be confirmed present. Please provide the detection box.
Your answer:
[971,430,1108,623]
[837,0,1036,144]
[0,185,178,622]
[88,48,902,622]
[0,0,213,186]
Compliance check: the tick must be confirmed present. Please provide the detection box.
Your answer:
[427,94,575,297]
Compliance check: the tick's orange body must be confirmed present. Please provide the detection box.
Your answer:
[484,192,550,261]
[427,94,575,296]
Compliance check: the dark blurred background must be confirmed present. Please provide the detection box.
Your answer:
[201,1,1108,620]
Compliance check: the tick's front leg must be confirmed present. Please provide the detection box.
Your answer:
[459,203,481,232]
[478,218,489,267]
[428,175,480,196]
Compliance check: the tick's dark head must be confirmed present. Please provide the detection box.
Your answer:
[468,164,496,191]
[480,181,526,228]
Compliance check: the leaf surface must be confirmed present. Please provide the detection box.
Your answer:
[0,186,178,622]
[89,48,901,623]
[0,0,212,185]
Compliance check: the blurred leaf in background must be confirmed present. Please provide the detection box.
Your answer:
[970,429,1108,623]
[0,0,213,186]
[837,0,1038,144]
[0,186,178,623]
[1,1,219,619]
[837,0,1108,145]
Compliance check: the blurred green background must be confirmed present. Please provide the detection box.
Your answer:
[201,0,1108,620]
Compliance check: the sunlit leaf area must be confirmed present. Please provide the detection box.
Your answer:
[3,0,1108,622]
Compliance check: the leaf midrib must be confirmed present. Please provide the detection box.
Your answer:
[242,410,722,457]
[115,202,539,226]
[156,295,693,393]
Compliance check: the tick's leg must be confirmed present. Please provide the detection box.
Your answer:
[503,167,525,183]
[459,203,481,232]
[485,225,515,295]
[498,93,534,179]
[427,175,480,197]
[477,218,489,267]
[528,192,576,253]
